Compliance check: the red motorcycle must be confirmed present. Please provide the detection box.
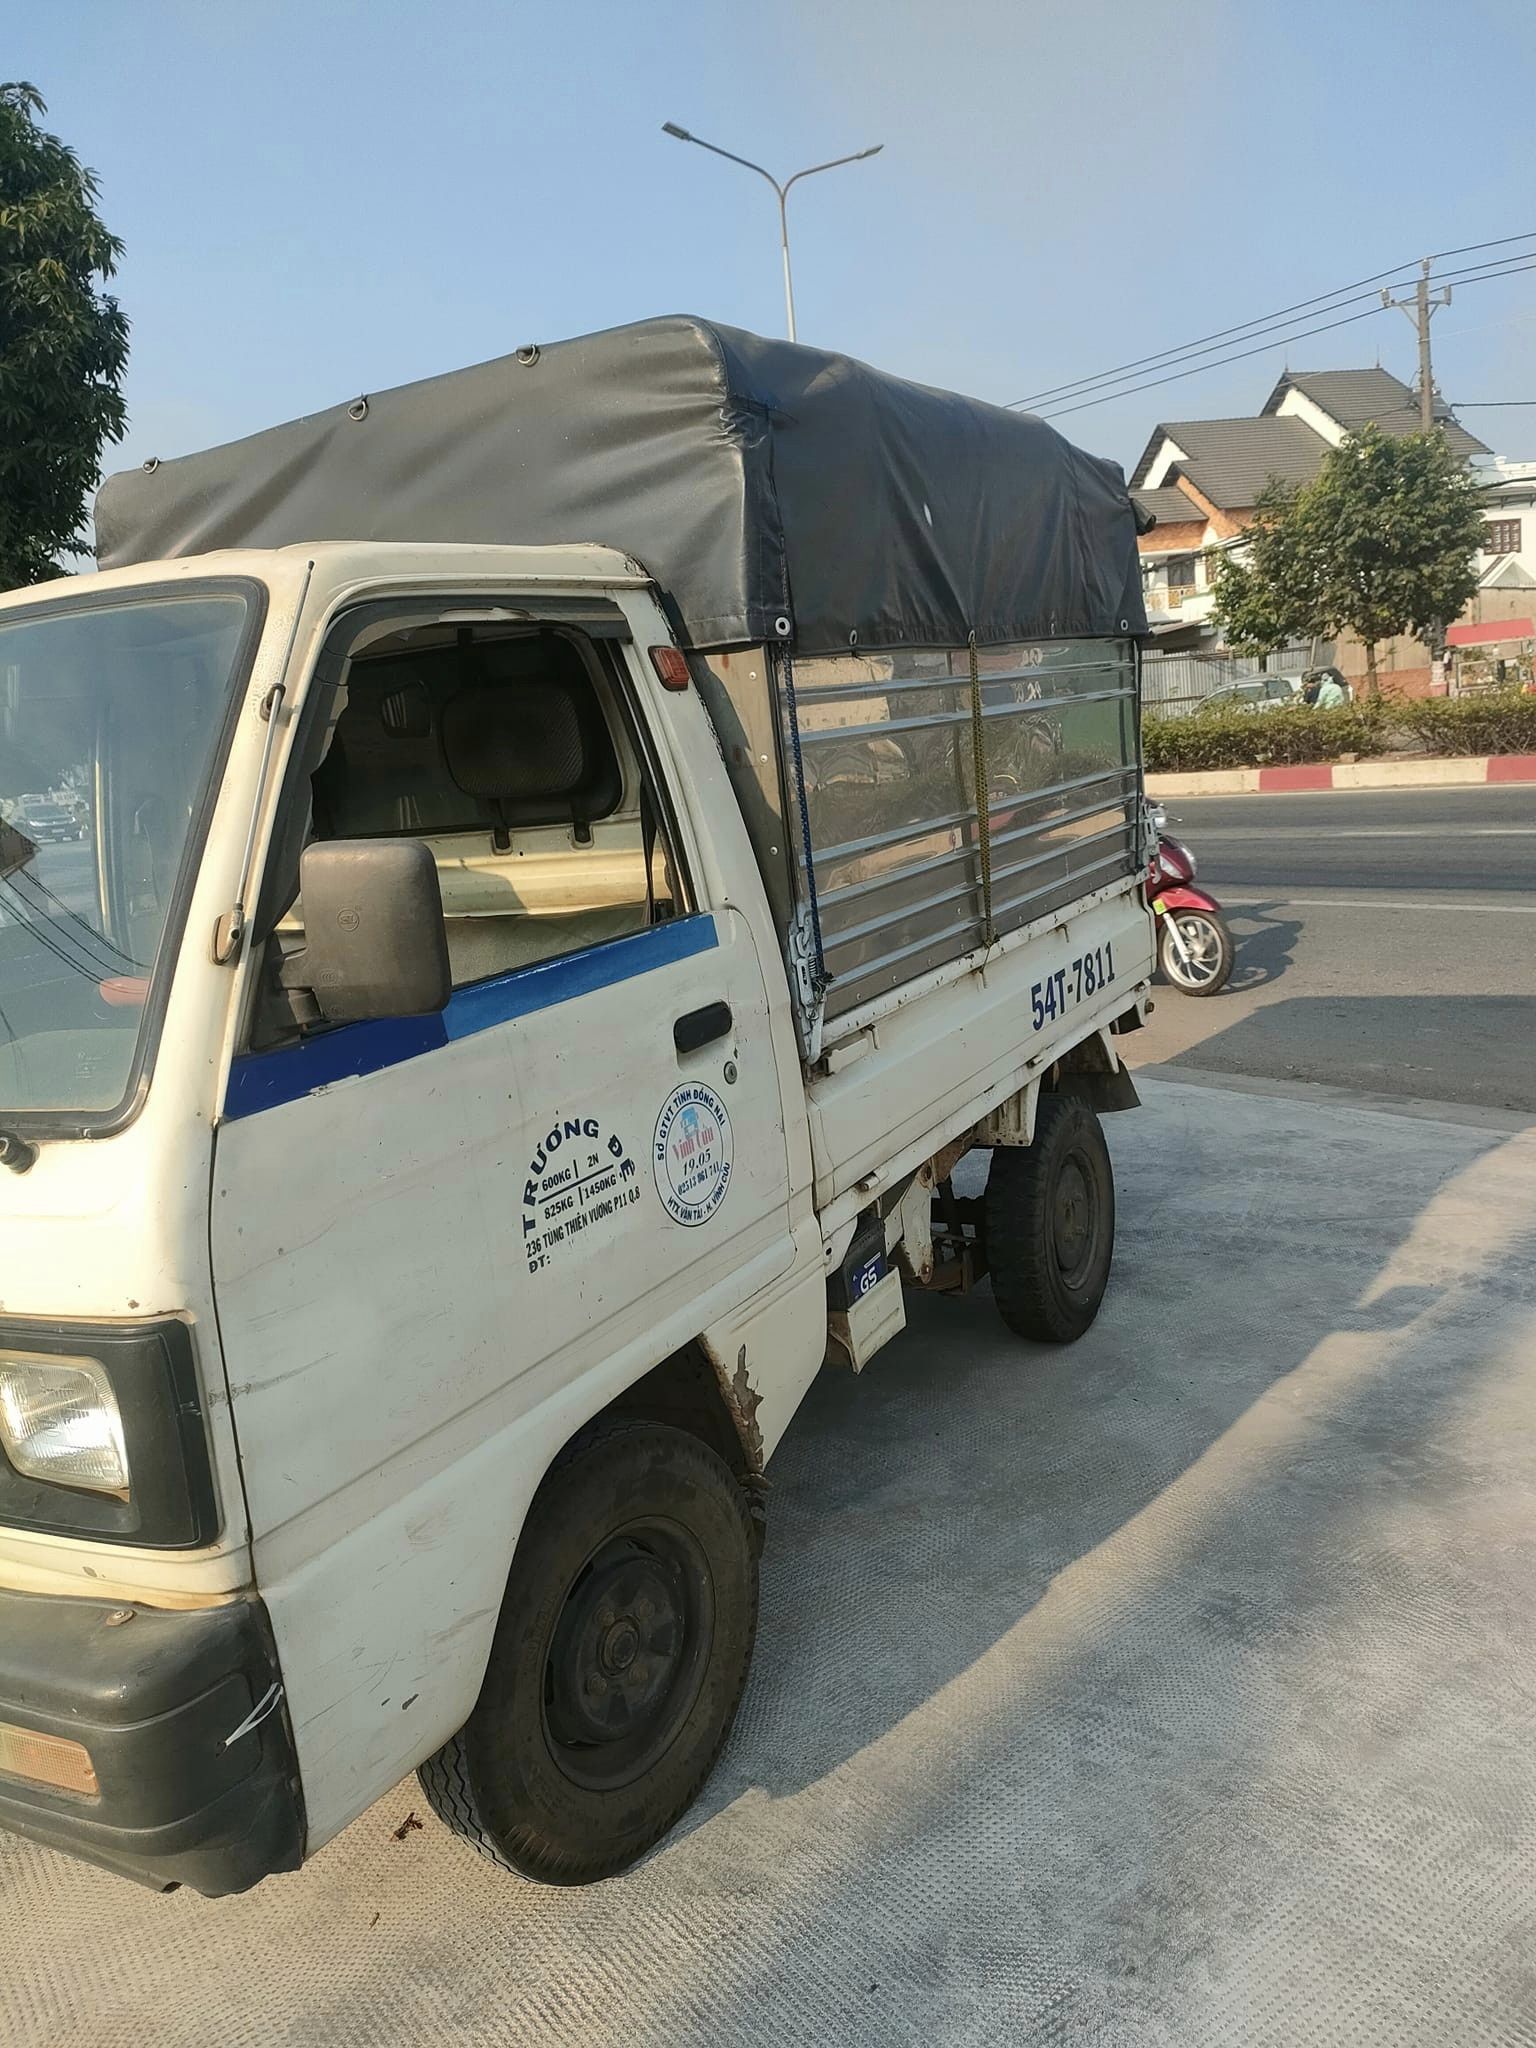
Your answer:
[1148,813,1233,996]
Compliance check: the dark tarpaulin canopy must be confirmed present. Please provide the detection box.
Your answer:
[95,316,1148,654]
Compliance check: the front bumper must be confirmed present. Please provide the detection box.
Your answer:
[0,1584,303,1896]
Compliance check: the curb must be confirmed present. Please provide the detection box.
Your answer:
[1146,753,1536,799]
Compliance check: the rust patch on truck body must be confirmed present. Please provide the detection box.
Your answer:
[724,1344,765,1470]
[699,1338,766,1472]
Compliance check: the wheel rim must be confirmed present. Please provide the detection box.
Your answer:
[542,1517,714,1791]
[1165,914,1223,988]
[1051,1153,1099,1289]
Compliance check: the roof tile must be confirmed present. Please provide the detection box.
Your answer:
[1135,415,1326,506]
[1131,485,1208,530]
[1265,368,1489,458]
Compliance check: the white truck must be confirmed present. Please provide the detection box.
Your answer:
[0,318,1153,1894]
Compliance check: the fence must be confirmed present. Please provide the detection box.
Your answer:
[1141,645,1325,719]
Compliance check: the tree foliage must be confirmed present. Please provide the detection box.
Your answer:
[1205,478,1326,656]
[0,81,128,588]
[1305,424,1485,687]
[1207,424,1487,691]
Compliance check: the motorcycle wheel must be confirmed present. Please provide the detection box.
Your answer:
[1158,910,1233,996]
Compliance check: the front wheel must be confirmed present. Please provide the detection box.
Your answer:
[419,1422,758,1885]
[1158,908,1233,995]
[984,1094,1115,1344]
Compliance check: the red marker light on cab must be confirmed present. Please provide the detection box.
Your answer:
[649,646,691,690]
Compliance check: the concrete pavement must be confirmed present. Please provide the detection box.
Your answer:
[1134,783,1536,1111]
[5,1079,1536,2047]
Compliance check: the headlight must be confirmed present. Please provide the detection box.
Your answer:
[0,1353,129,1496]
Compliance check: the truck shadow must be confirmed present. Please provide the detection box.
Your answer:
[1138,992,1536,1113]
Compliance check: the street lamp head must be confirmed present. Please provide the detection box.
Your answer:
[660,127,885,341]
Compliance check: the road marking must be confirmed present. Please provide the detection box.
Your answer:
[1225,894,1536,914]
[1171,782,1530,804]
[1194,826,1536,840]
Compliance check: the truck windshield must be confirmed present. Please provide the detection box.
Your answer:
[0,588,254,1127]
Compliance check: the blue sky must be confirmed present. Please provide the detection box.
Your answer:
[14,0,1536,506]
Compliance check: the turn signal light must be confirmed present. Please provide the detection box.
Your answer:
[0,1721,99,1799]
[649,645,691,690]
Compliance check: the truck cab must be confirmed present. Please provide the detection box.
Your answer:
[0,542,839,1889]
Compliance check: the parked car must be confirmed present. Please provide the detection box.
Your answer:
[1195,674,1303,715]
[19,798,83,843]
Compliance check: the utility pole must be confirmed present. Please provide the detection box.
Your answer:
[1382,257,1452,430]
[1381,256,1458,696]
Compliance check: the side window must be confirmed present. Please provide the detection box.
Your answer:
[291,621,682,995]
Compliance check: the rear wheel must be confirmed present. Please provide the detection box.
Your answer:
[984,1094,1115,1343]
[419,1422,758,1884]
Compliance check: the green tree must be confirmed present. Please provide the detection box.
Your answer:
[1304,423,1485,697]
[0,81,128,589]
[1206,477,1327,659]
[1208,424,1486,696]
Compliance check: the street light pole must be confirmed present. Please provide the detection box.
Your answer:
[776,183,796,344]
[661,124,883,343]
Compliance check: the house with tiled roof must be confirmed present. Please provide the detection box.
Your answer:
[1127,369,1499,673]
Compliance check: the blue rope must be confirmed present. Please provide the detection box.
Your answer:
[775,643,828,996]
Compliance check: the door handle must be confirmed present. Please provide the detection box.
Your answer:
[674,1001,733,1054]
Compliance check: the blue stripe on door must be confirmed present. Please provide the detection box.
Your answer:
[222,913,719,1122]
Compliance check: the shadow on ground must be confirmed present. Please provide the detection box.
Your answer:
[1141,990,1536,1113]
[1222,899,1302,991]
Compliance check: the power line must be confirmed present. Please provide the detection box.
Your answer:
[1435,253,1536,290]
[1012,242,1536,413]
[1016,284,1397,410]
[1005,259,1432,410]
[1033,258,1536,423]
[1435,252,1536,286]
[1430,230,1536,261]
[1035,304,1391,421]
[1454,399,1536,407]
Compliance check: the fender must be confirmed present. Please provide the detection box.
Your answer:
[1152,881,1224,917]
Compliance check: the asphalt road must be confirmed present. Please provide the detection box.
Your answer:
[1128,784,1536,1112]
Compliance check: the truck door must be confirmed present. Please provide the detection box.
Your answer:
[208,595,795,1839]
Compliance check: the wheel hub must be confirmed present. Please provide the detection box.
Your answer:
[1169,914,1221,986]
[543,1524,712,1788]
[1051,1156,1096,1285]
[600,1618,641,1673]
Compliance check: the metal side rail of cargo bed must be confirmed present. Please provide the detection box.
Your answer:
[694,634,1144,1061]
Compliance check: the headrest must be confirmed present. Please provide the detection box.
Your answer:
[440,679,590,801]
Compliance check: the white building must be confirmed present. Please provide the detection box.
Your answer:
[1471,457,1536,625]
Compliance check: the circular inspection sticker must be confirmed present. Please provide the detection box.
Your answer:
[653,1083,734,1227]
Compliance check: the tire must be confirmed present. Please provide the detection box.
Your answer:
[419,1422,758,1885]
[984,1093,1115,1344]
[1157,909,1233,995]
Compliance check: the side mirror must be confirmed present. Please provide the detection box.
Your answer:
[283,839,450,1024]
